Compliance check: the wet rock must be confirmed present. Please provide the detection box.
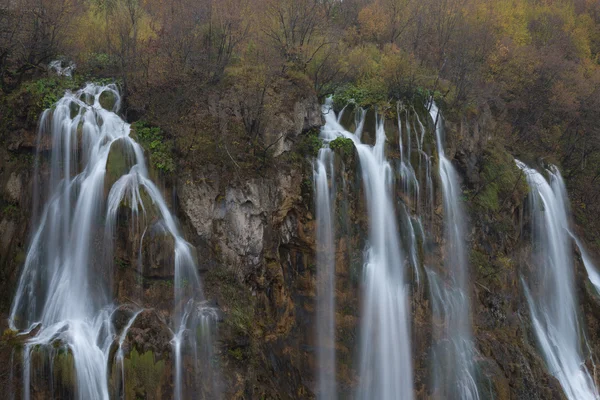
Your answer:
[99,90,118,111]
[0,219,16,252]
[111,304,140,335]
[105,138,137,190]
[7,129,51,152]
[141,222,175,278]
[124,309,172,357]
[4,173,22,204]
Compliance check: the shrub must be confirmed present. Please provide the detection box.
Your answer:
[329,137,354,158]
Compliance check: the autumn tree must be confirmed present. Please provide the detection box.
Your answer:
[0,0,79,90]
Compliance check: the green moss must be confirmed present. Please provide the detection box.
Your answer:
[131,121,175,173]
[105,138,134,186]
[225,299,253,338]
[477,183,500,212]
[3,204,19,217]
[471,249,494,277]
[124,348,165,400]
[24,78,78,110]
[331,82,387,110]
[204,268,255,338]
[115,257,130,270]
[99,90,117,110]
[1,75,122,139]
[227,347,245,361]
[54,349,76,390]
[473,142,528,214]
[1,328,17,343]
[14,249,26,265]
[331,81,445,114]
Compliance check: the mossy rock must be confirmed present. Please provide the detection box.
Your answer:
[204,267,255,340]
[53,348,76,391]
[105,138,137,190]
[80,92,94,106]
[141,222,175,278]
[69,101,80,119]
[115,186,159,223]
[474,142,528,214]
[123,348,166,400]
[99,90,118,111]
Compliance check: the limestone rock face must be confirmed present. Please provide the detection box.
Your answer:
[178,167,303,275]
[264,95,324,157]
[178,175,218,241]
[4,172,22,204]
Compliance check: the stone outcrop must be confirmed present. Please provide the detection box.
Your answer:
[2,78,600,400]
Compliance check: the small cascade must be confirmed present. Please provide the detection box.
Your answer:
[9,83,218,399]
[114,309,143,397]
[397,104,420,215]
[571,233,600,295]
[427,101,480,400]
[321,99,414,400]
[314,147,337,399]
[516,160,599,400]
[48,60,76,77]
[396,103,431,285]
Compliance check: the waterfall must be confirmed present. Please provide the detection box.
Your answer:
[321,99,414,400]
[516,160,599,400]
[427,101,480,400]
[8,83,217,399]
[314,147,337,399]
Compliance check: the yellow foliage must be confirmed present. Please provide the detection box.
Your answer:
[358,3,387,43]
[481,0,531,45]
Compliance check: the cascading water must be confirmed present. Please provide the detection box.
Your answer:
[321,99,414,400]
[427,101,480,400]
[9,83,217,399]
[516,160,599,400]
[396,103,431,285]
[314,147,337,399]
[572,234,600,295]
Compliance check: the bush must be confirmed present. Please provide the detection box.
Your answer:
[329,137,354,158]
[297,127,323,158]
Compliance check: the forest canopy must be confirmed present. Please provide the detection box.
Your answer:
[2,0,600,213]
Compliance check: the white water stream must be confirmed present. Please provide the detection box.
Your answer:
[9,83,216,399]
[427,101,480,400]
[320,99,414,400]
[517,160,599,400]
